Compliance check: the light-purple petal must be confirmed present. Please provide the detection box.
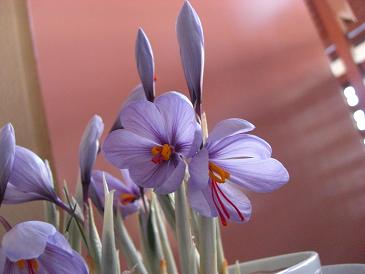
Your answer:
[207,118,255,145]
[3,183,45,204]
[0,123,15,205]
[188,147,209,190]
[111,84,146,131]
[120,100,167,143]
[208,134,272,160]
[135,28,155,102]
[154,159,186,194]
[214,158,289,193]
[177,1,204,110]
[7,146,58,203]
[103,129,157,169]
[188,184,217,218]
[154,92,198,153]
[38,246,88,274]
[2,221,56,261]
[79,115,104,201]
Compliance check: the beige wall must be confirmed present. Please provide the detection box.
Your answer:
[0,0,53,229]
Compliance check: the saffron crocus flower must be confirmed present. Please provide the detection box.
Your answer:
[0,221,88,273]
[135,28,155,102]
[0,123,15,206]
[177,1,204,115]
[103,92,201,194]
[79,115,104,203]
[89,170,141,218]
[188,119,289,226]
[3,146,65,208]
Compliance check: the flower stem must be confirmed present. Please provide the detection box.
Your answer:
[175,181,198,274]
[216,222,228,274]
[199,216,217,274]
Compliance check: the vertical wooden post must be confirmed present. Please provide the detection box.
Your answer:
[0,0,53,226]
[312,0,365,105]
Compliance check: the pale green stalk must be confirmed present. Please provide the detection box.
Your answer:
[156,194,176,234]
[217,222,228,274]
[175,181,198,274]
[153,194,178,274]
[115,212,147,274]
[101,176,120,274]
[86,202,102,274]
[199,216,217,274]
[234,260,241,274]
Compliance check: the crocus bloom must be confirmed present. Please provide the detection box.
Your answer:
[0,221,88,273]
[103,92,200,194]
[188,119,289,226]
[177,1,204,115]
[89,170,141,218]
[3,146,65,208]
[135,28,155,102]
[0,123,15,205]
[79,115,104,203]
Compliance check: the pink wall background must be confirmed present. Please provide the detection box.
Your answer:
[29,0,365,265]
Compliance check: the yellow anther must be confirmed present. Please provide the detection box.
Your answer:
[30,259,39,272]
[161,144,172,161]
[151,146,162,156]
[209,162,230,183]
[120,193,137,205]
[16,260,26,269]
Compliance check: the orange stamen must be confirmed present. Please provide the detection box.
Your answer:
[151,144,172,164]
[209,162,230,183]
[16,260,26,269]
[120,193,137,205]
[17,259,39,273]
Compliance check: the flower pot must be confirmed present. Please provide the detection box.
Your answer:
[321,264,365,273]
[228,251,321,274]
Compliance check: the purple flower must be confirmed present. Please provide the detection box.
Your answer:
[135,28,155,102]
[177,1,204,115]
[188,119,289,226]
[3,146,65,207]
[0,123,15,206]
[0,221,88,273]
[103,92,201,194]
[89,169,142,218]
[79,115,104,203]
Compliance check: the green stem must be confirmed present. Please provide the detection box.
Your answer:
[216,222,228,274]
[199,216,217,274]
[175,182,198,274]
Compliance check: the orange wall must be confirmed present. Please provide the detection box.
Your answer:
[28,0,365,265]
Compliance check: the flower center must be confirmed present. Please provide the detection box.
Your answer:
[209,162,230,183]
[16,259,39,274]
[208,162,244,226]
[120,193,138,205]
[151,144,172,164]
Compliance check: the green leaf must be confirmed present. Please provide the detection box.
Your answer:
[199,216,217,274]
[115,212,148,274]
[86,202,102,274]
[101,174,120,274]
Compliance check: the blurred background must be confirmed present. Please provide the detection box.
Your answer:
[1,0,365,266]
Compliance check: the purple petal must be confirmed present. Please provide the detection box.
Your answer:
[208,134,272,160]
[103,129,157,169]
[120,100,167,143]
[188,147,209,190]
[2,221,56,261]
[3,183,45,204]
[188,184,217,217]
[0,123,15,205]
[7,146,58,203]
[177,1,204,110]
[154,92,198,154]
[214,158,289,193]
[111,84,146,131]
[135,28,155,102]
[38,246,88,274]
[79,115,104,202]
[215,183,251,223]
[207,118,255,145]
[154,159,186,194]
[90,170,141,218]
